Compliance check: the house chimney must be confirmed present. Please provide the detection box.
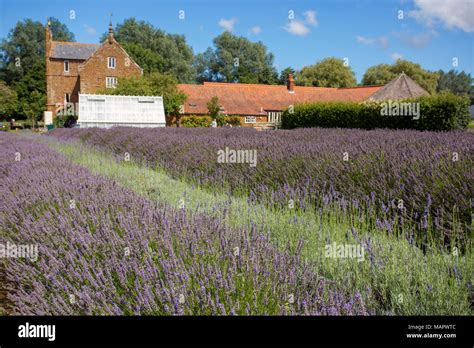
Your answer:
[45,18,52,57]
[287,73,295,93]
[45,17,53,121]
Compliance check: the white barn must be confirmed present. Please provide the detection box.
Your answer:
[78,94,166,128]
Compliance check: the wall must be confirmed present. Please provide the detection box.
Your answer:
[46,59,82,115]
[79,39,142,94]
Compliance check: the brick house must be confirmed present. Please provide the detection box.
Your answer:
[176,73,430,129]
[45,20,142,118]
[177,75,384,128]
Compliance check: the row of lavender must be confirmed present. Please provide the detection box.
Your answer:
[48,127,474,247]
[0,133,368,315]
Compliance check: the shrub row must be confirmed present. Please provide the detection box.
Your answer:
[281,92,471,131]
[181,115,242,127]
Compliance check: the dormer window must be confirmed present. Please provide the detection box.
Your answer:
[108,57,116,69]
[64,60,70,73]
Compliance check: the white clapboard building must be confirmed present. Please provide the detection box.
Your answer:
[78,94,166,128]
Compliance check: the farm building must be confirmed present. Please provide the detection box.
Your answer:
[177,73,429,129]
[77,94,166,128]
[368,72,429,101]
[45,19,142,120]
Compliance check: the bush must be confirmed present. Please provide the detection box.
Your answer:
[181,115,212,127]
[54,115,77,128]
[225,116,242,126]
[413,92,471,131]
[181,115,241,127]
[0,121,11,131]
[217,116,241,127]
[281,92,470,131]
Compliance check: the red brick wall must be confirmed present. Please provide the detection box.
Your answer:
[241,115,267,126]
[79,39,142,94]
[46,58,82,115]
[166,114,268,127]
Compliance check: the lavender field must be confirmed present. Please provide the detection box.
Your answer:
[49,127,473,248]
[1,128,472,315]
[1,133,368,315]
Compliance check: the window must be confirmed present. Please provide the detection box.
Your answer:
[268,111,282,124]
[245,116,256,123]
[64,60,69,73]
[65,93,71,103]
[108,57,116,69]
[106,77,118,88]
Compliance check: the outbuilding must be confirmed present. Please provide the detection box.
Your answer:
[78,94,166,128]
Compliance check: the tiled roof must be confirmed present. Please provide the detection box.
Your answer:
[368,73,429,101]
[51,41,99,60]
[178,82,383,115]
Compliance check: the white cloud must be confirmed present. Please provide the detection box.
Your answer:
[283,10,318,36]
[304,10,318,26]
[218,18,238,32]
[250,26,262,34]
[83,24,96,35]
[356,35,389,48]
[408,0,474,32]
[391,52,403,61]
[284,20,310,36]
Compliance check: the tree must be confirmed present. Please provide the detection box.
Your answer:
[360,64,393,85]
[21,90,45,128]
[362,60,439,94]
[11,60,45,125]
[437,70,474,104]
[0,81,18,119]
[0,17,74,83]
[279,67,296,85]
[207,96,220,120]
[98,72,187,116]
[195,32,278,84]
[296,58,357,88]
[104,18,196,83]
[121,43,164,75]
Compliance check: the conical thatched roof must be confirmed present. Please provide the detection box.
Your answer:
[368,72,429,101]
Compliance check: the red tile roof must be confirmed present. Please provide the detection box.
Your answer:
[178,82,383,115]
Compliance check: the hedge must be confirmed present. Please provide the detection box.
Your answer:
[217,116,241,127]
[181,115,212,127]
[281,92,470,131]
[181,115,242,127]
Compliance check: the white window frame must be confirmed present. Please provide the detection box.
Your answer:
[64,60,70,73]
[108,57,116,69]
[245,116,256,124]
[268,111,282,124]
[106,77,118,89]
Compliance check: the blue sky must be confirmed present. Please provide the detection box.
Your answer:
[1,0,473,82]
